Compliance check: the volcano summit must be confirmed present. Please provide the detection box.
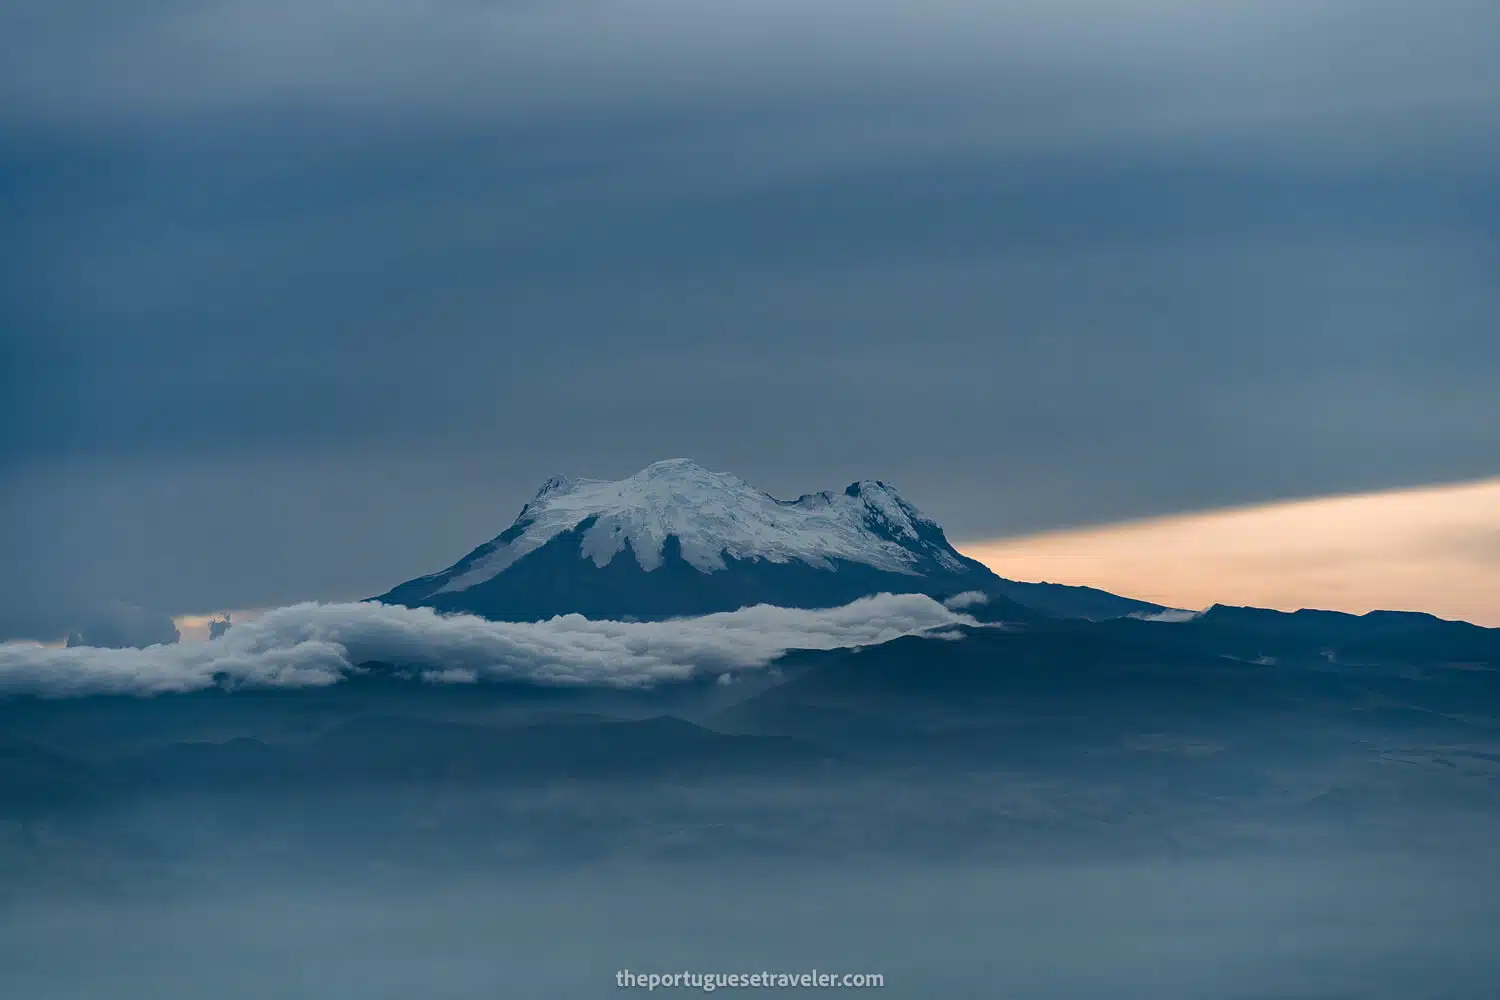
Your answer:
[375,459,1030,622]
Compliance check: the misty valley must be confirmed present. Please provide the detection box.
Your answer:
[5,607,1500,998]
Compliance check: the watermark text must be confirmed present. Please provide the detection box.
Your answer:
[616,970,884,992]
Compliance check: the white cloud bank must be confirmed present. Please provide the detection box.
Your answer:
[0,594,973,699]
[942,591,989,611]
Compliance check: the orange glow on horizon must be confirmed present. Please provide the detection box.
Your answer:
[960,477,1500,627]
[173,609,264,643]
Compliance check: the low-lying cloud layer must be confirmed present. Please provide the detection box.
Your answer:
[0,594,971,699]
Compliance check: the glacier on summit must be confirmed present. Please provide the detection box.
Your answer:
[439,458,965,590]
[374,459,1010,622]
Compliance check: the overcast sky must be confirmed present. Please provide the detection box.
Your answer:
[3,0,1499,639]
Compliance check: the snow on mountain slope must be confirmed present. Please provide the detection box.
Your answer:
[434,458,966,592]
[372,459,1014,622]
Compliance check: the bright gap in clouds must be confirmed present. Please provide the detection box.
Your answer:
[963,476,1500,627]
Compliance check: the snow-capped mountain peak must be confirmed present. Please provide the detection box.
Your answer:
[433,459,963,593]
[372,461,1178,623]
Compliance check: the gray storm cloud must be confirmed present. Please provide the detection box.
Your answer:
[0,594,973,699]
[4,0,1496,166]
[64,600,182,650]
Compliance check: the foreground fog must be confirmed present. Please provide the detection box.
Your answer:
[4,851,1500,999]
[4,612,1497,997]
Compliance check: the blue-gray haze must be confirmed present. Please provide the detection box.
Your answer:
[4,10,1500,992]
